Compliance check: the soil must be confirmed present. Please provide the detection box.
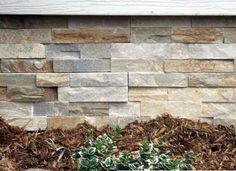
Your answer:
[0,114,235,171]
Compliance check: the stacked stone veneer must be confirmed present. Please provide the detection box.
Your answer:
[0,16,236,130]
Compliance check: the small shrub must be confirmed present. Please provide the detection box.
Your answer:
[72,133,195,171]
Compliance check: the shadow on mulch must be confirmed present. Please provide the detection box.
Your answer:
[0,114,235,171]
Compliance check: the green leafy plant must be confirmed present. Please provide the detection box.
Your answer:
[114,124,122,138]
[72,134,195,171]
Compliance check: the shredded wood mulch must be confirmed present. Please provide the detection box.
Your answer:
[0,115,235,171]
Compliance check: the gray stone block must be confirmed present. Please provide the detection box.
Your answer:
[224,28,236,43]
[70,73,127,87]
[0,44,45,59]
[0,102,33,117]
[58,87,128,102]
[192,16,236,27]
[79,44,111,58]
[0,73,36,86]
[129,73,187,87]
[33,102,69,116]
[53,59,110,72]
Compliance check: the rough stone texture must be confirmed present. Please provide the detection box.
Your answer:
[33,102,69,116]
[129,73,187,87]
[111,59,163,72]
[0,74,36,86]
[0,29,51,43]
[85,115,109,128]
[1,59,53,73]
[111,43,236,59]
[69,16,130,28]
[192,17,236,27]
[202,103,236,118]
[0,44,45,59]
[53,59,110,72]
[141,101,202,118]
[224,28,236,43]
[7,86,57,102]
[213,118,236,128]
[24,16,68,28]
[189,74,236,87]
[129,88,168,102]
[69,102,109,116]
[0,16,23,28]
[164,59,233,73]
[131,17,191,27]
[52,28,129,43]
[171,28,224,43]
[4,117,47,131]
[0,88,7,101]
[109,102,140,116]
[0,102,32,117]
[45,44,80,59]
[168,88,236,102]
[70,73,127,87]
[131,27,171,43]
[58,87,128,102]
[36,73,69,87]
[79,44,111,58]
[47,116,85,129]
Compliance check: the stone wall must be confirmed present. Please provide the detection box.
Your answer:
[0,16,236,130]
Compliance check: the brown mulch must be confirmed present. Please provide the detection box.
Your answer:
[0,114,235,171]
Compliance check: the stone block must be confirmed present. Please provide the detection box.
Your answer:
[52,28,129,43]
[69,102,109,116]
[109,102,140,116]
[171,28,223,43]
[24,16,68,28]
[131,17,191,27]
[33,102,69,116]
[69,16,130,28]
[189,73,236,87]
[0,29,51,43]
[129,73,187,87]
[109,116,137,128]
[192,16,236,27]
[213,118,236,128]
[0,16,23,28]
[202,103,236,118]
[129,88,168,102]
[0,88,7,101]
[70,73,127,87]
[111,59,163,72]
[58,87,128,102]
[36,73,69,87]
[53,59,110,72]
[45,44,80,59]
[47,116,85,129]
[224,28,236,43]
[4,116,47,131]
[85,115,109,128]
[0,73,35,86]
[111,43,236,59]
[141,101,202,119]
[0,44,45,59]
[7,86,57,102]
[0,102,32,117]
[1,59,53,73]
[164,59,233,73]
[79,44,111,58]
[131,27,171,43]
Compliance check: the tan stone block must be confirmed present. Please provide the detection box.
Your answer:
[111,59,163,72]
[0,29,51,43]
[171,28,223,43]
[168,88,203,102]
[52,28,129,43]
[202,103,236,118]
[165,59,233,73]
[202,88,236,102]
[47,116,85,129]
[36,73,69,87]
[0,88,7,100]
[141,101,202,119]
[109,102,140,116]
[189,73,236,87]
[85,115,109,128]
[1,59,53,73]
[129,88,167,102]
[0,102,33,117]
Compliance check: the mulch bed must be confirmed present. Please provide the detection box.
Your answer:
[0,114,235,171]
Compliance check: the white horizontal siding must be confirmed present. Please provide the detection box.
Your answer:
[1,0,236,15]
